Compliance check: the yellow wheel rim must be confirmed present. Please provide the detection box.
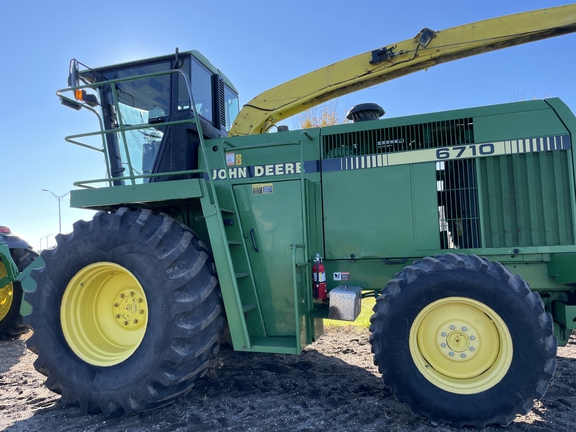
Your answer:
[61,262,148,367]
[0,263,14,322]
[409,297,513,394]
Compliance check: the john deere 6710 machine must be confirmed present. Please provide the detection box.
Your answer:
[19,4,576,428]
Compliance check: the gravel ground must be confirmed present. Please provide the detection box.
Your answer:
[1,328,575,432]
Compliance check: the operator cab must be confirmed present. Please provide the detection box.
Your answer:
[74,50,239,184]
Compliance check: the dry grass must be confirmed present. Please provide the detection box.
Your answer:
[324,297,376,331]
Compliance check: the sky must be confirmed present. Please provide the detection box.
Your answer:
[1,0,575,250]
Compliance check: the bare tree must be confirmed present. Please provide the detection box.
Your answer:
[294,100,347,129]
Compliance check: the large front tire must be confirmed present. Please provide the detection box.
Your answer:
[369,253,556,428]
[24,208,224,416]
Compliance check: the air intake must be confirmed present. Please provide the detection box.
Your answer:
[346,103,385,122]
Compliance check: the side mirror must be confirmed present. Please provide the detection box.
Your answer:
[67,59,79,88]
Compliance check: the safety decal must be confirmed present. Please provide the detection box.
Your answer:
[333,272,350,281]
[252,183,274,195]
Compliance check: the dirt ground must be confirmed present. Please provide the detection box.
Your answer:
[1,328,575,432]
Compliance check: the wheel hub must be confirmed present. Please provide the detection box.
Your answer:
[436,322,478,360]
[61,262,148,367]
[409,297,513,394]
[0,264,14,322]
[113,290,145,328]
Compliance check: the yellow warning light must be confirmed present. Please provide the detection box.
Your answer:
[72,89,98,107]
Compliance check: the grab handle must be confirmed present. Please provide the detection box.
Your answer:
[250,228,260,253]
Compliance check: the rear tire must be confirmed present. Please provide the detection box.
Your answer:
[0,247,37,340]
[369,253,557,428]
[24,208,224,416]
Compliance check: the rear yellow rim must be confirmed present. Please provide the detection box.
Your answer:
[409,297,513,394]
[0,263,14,322]
[61,262,148,367]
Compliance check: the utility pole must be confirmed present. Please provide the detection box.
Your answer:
[42,189,70,233]
[40,234,52,251]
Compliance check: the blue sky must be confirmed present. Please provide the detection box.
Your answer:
[1,0,575,249]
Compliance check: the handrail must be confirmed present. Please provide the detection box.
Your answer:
[64,118,199,186]
[291,243,306,352]
[298,130,311,244]
[58,69,191,93]
[64,118,196,142]
[57,69,206,187]
[73,168,206,188]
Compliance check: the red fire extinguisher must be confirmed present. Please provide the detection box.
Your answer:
[313,253,327,299]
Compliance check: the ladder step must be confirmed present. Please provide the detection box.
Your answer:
[220,207,235,214]
[235,272,249,279]
[242,304,257,313]
[227,240,242,245]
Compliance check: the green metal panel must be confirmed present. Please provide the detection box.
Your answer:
[323,166,412,258]
[412,163,441,250]
[203,129,321,185]
[473,107,569,142]
[547,253,576,284]
[322,100,556,138]
[546,99,576,139]
[323,259,406,293]
[552,301,576,330]
[70,178,203,210]
[0,243,18,288]
[322,162,438,259]
[18,254,45,317]
[234,180,306,337]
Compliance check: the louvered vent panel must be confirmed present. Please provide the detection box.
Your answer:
[322,119,474,157]
[478,151,575,248]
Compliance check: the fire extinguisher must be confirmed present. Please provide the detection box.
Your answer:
[313,253,327,299]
